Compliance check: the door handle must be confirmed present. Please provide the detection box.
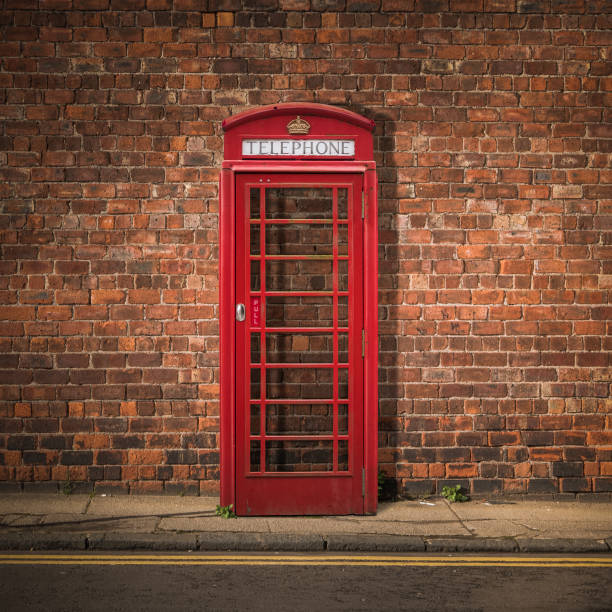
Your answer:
[236,303,245,322]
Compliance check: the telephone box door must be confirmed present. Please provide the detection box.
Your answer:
[235,173,365,515]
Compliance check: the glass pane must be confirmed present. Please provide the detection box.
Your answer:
[265,187,333,220]
[250,260,260,292]
[338,439,349,471]
[338,333,348,363]
[266,224,333,256]
[338,224,348,256]
[338,259,348,292]
[266,333,335,364]
[266,260,333,292]
[266,367,333,400]
[250,224,260,255]
[265,404,334,435]
[251,333,260,363]
[250,368,261,399]
[338,404,348,435]
[266,296,333,328]
[250,404,260,436]
[338,296,348,327]
[338,188,348,219]
[250,440,260,472]
[265,440,334,472]
[250,188,260,219]
[339,367,348,399]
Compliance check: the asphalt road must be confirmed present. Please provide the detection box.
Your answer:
[1,552,611,612]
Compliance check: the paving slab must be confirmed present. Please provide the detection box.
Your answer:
[0,494,89,515]
[367,500,456,521]
[264,501,468,537]
[86,495,217,517]
[158,516,270,533]
[37,515,161,534]
[460,519,534,538]
[82,517,161,533]
[451,501,612,539]
[263,516,466,536]
[452,501,612,523]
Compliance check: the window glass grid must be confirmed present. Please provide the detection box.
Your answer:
[247,186,351,474]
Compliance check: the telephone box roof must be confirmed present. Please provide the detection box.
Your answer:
[222,102,375,132]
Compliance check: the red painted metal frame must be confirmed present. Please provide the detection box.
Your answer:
[220,103,377,515]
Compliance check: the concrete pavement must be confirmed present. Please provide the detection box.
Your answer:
[0,493,611,553]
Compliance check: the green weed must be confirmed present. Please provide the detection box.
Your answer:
[215,504,237,519]
[441,484,468,503]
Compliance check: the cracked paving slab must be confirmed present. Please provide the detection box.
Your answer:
[0,514,22,526]
[450,501,612,539]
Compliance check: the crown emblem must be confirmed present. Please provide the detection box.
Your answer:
[287,116,311,135]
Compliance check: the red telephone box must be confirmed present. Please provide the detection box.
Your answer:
[219,103,377,515]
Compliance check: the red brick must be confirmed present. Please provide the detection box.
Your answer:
[91,290,126,305]
[446,463,478,478]
[127,290,161,304]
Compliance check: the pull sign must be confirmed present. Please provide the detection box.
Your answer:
[250,297,261,327]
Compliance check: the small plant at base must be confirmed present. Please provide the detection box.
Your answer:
[215,504,237,519]
[378,470,385,498]
[62,478,74,496]
[441,484,468,503]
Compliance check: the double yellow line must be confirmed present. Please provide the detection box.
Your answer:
[1,554,611,568]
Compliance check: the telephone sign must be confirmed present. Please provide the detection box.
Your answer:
[242,139,355,157]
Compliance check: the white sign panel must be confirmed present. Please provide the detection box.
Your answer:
[242,139,355,157]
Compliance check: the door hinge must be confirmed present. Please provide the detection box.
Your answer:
[361,328,365,358]
[361,190,365,219]
[362,467,366,497]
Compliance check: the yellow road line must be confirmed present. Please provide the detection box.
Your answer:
[1,554,610,561]
[0,560,611,568]
[0,554,611,568]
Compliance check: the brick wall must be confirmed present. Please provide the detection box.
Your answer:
[0,0,610,498]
